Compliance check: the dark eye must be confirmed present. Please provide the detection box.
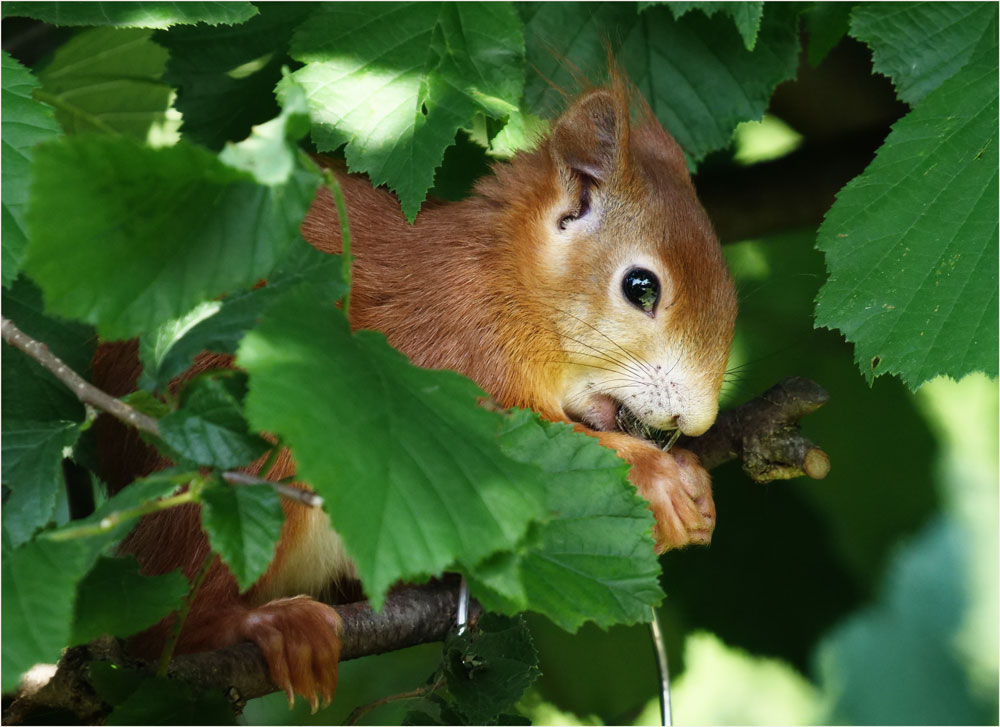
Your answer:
[622,268,660,314]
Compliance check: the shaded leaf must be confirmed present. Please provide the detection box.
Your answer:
[71,555,188,644]
[36,28,171,140]
[201,482,285,591]
[25,130,317,339]
[138,240,346,391]
[850,2,996,105]
[1,420,79,546]
[159,374,270,469]
[522,2,800,164]
[154,2,315,150]
[662,1,764,51]
[445,614,540,724]
[1,534,95,690]
[107,675,236,725]
[804,2,854,67]
[1,53,60,287]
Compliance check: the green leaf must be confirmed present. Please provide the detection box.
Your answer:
[1,278,96,408]
[35,28,171,140]
[623,3,800,164]
[57,471,187,550]
[153,2,315,150]
[1,278,93,545]
[804,2,854,67]
[468,412,663,632]
[1,420,79,546]
[1,532,96,691]
[89,662,147,706]
[159,374,270,469]
[70,555,188,644]
[1,470,185,689]
[815,20,999,389]
[285,2,524,220]
[138,241,346,391]
[237,286,549,607]
[1,53,60,288]
[106,675,236,725]
[200,483,285,591]
[520,2,633,116]
[662,2,764,51]
[850,2,996,105]
[522,2,800,164]
[24,131,318,339]
[444,614,540,724]
[1,1,257,28]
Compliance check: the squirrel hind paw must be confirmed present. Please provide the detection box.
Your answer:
[237,595,343,711]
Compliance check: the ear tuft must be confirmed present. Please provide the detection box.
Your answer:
[550,89,628,183]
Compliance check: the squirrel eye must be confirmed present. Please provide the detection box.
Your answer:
[622,268,660,314]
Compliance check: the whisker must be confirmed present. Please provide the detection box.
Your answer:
[525,318,649,380]
[529,295,655,375]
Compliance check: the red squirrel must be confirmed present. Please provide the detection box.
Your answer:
[92,79,737,710]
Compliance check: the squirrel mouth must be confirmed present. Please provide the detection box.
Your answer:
[569,394,679,448]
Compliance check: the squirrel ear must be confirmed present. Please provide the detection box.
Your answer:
[550,89,628,183]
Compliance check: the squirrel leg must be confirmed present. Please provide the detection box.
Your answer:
[580,428,716,552]
[180,592,343,712]
[123,499,345,712]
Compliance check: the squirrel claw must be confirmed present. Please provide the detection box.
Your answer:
[236,595,343,712]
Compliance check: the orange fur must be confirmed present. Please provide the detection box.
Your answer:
[93,78,736,707]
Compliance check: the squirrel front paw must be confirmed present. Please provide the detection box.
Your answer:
[631,446,715,553]
[592,431,715,552]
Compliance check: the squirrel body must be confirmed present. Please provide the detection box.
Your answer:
[94,80,736,708]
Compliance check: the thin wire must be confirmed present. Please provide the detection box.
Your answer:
[650,606,672,726]
[456,577,470,635]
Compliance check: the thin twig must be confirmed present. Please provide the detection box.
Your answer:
[2,316,161,437]
[649,607,672,727]
[222,471,324,508]
[43,489,199,541]
[345,678,446,726]
[158,551,216,676]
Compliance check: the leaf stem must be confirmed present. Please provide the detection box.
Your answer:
[1,316,162,437]
[222,471,323,508]
[345,678,446,726]
[32,89,122,136]
[43,487,199,541]
[158,550,216,677]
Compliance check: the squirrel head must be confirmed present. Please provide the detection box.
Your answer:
[489,83,737,437]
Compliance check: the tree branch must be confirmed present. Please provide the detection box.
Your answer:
[4,581,481,723]
[2,315,161,437]
[675,376,831,482]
